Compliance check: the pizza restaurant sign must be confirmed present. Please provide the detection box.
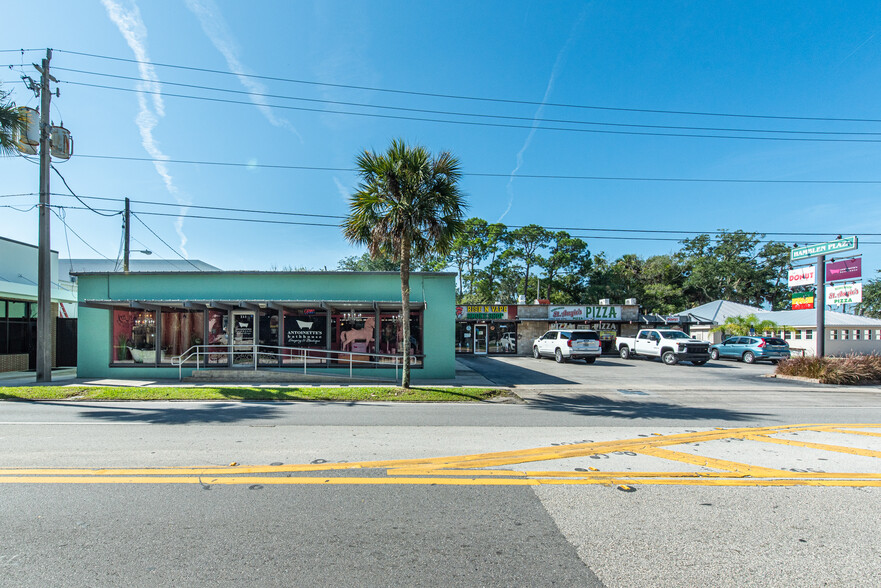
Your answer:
[456,305,508,320]
[548,305,623,321]
[826,283,862,305]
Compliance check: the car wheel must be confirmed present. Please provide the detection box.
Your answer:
[710,349,720,360]
[743,351,756,364]
[619,346,631,360]
[533,346,541,359]
[555,348,564,363]
[662,350,678,365]
[693,360,707,366]
[584,357,596,364]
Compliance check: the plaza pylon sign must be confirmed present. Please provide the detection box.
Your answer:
[790,237,858,262]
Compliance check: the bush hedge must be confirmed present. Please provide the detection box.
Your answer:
[775,353,881,385]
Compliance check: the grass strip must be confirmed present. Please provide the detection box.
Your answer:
[0,386,514,402]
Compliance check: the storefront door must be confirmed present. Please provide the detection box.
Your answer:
[474,324,488,355]
[231,310,256,366]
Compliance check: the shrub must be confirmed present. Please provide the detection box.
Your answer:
[776,353,881,384]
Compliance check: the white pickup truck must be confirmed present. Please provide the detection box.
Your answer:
[616,329,710,365]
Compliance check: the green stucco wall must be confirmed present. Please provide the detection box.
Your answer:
[76,272,456,380]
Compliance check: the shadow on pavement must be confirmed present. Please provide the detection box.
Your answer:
[456,356,578,385]
[71,402,284,425]
[526,394,769,422]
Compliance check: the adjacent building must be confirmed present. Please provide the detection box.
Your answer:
[674,299,881,356]
[0,236,78,371]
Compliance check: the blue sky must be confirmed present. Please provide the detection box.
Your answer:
[2,1,881,277]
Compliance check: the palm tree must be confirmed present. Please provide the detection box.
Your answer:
[710,314,792,337]
[0,85,25,156]
[343,139,466,388]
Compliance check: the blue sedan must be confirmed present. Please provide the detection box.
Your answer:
[709,336,791,364]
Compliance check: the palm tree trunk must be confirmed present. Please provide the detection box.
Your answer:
[400,236,412,389]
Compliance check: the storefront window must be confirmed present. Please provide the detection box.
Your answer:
[112,308,156,364]
[206,309,229,365]
[455,323,472,353]
[258,309,280,365]
[282,309,326,366]
[160,309,204,364]
[486,322,517,354]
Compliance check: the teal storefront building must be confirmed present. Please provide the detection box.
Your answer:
[75,271,456,380]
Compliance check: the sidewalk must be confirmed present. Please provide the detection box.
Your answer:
[0,361,498,389]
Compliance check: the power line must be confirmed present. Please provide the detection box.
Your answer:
[53,67,881,137]
[25,192,881,237]
[53,48,881,124]
[130,212,203,271]
[51,164,122,217]
[48,207,112,260]
[7,201,881,245]
[61,79,881,144]
[69,154,881,185]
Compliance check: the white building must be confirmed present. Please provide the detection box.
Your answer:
[676,299,881,356]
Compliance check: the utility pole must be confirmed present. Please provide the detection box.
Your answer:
[36,49,53,382]
[123,197,130,273]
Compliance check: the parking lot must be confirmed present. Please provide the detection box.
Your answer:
[457,353,881,411]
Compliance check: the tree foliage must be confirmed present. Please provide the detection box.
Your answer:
[710,314,791,336]
[0,85,25,157]
[342,139,466,388]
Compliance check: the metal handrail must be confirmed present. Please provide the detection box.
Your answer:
[171,343,420,382]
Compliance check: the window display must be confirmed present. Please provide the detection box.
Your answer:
[160,309,204,364]
[112,309,156,364]
[206,309,228,365]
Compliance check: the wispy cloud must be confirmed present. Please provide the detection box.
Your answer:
[498,10,588,222]
[185,0,302,140]
[101,0,191,256]
[333,177,351,203]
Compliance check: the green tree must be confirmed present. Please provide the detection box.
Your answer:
[449,217,492,298]
[337,253,398,272]
[0,86,25,156]
[471,223,508,303]
[505,224,551,301]
[856,272,881,318]
[679,230,788,307]
[543,231,590,303]
[710,314,791,336]
[342,139,466,388]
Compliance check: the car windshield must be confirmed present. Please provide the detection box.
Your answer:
[570,331,599,340]
[659,331,690,339]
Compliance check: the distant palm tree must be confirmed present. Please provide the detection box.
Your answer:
[0,85,25,156]
[711,314,792,337]
[343,139,466,388]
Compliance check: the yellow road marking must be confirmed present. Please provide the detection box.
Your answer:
[822,428,881,439]
[745,434,881,458]
[1,424,879,487]
[633,446,790,477]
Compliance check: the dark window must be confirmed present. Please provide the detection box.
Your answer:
[764,338,787,346]
[560,331,570,340]
[570,331,599,340]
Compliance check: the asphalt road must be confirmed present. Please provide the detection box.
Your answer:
[2,359,880,586]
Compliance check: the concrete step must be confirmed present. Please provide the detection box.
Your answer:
[184,369,396,385]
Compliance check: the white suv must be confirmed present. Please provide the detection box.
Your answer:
[533,329,602,364]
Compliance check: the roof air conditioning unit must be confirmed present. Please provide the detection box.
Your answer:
[599,299,610,306]
[624,298,637,305]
